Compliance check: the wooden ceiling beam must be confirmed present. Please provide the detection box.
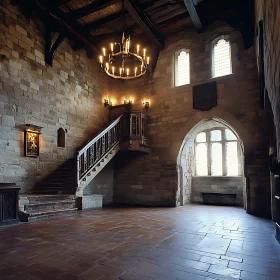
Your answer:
[48,0,72,8]
[67,0,119,19]
[124,0,165,49]
[85,0,171,32]
[34,0,99,53]
[183,0,203,31]
[85,11,126,31]
[157,12,189,27]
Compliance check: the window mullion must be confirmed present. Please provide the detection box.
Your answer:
[222,129,227,176]
[207,131,211,176]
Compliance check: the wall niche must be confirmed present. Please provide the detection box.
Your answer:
[57,128,66,148]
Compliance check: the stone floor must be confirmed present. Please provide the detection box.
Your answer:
[0,205,280,280]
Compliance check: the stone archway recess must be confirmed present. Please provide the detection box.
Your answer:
[177,116,247,207]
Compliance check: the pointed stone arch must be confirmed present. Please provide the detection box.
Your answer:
[177,116,247,207]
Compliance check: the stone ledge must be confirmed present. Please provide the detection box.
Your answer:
[76,195,103,210]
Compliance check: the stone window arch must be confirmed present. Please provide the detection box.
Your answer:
[177,117,245,206]
[57,127,66,148]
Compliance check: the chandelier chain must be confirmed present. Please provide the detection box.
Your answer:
[121,0,126,32]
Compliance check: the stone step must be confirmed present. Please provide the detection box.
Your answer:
[24,200,75,212]
[33,190,73,195]
[20,194,74,203]
[19,208,78,222]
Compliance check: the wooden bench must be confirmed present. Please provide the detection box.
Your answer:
[0,183,21,225]
[202,192,236,206]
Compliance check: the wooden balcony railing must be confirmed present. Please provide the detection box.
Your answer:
[130,111,149,147]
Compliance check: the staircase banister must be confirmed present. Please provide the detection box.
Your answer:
[78,114,123,157]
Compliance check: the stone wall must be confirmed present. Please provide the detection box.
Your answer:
[113,21,271,216]
[84,161,114,205]
[0,0,110,193]
[255,0,280,158]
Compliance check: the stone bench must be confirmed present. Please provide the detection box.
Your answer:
[202,192,236,206]
[76,194,103,210]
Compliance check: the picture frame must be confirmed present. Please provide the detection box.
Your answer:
[24,130,40,157]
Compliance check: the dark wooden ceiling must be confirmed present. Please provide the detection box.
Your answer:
[58,0,193,37]
[15,0,255,68]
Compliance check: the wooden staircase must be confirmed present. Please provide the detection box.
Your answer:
[20,111,151,221]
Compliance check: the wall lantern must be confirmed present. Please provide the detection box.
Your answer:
[104,98,113,108]
[143,101,150,110]
[24,124,42,157]
[104,98,110,108]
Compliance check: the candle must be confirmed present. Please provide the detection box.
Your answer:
[102,47,106,56]
[143,48,146,57]
[112,66,115,75]
[99,55,103,64]
[127,68,129,76]
[135,67,137,76]
[119,68,122,75]
[147,56,150,65]
[127,40,130,52]
[110,43,114,52]
[106,62,109,70]
[137,44,140,54]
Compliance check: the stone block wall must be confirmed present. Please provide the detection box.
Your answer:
[113,21,271,216]
[255,0,280,156]
[83,161,114,205]
[192,176,244,206]
[0,0,110,193]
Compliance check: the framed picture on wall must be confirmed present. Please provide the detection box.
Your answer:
[24,130,40,157]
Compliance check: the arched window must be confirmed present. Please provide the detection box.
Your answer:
[175,49,190,87]
[57,127,66,148]
[212,36,232,78]
[195,128,240,176]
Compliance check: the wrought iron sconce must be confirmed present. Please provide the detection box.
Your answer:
[104,98,109,107]
[124,99,133,105]
[143,101,150,110]
[104,99,112,108]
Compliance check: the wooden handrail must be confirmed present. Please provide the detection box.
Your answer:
[77,114,123,181]
[78,114,123,157]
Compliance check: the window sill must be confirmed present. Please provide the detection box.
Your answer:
[175,83,191,88]
[193,176,242,178]
[211,73,234,81]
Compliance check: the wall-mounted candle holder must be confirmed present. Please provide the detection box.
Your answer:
[143,101,150,110]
